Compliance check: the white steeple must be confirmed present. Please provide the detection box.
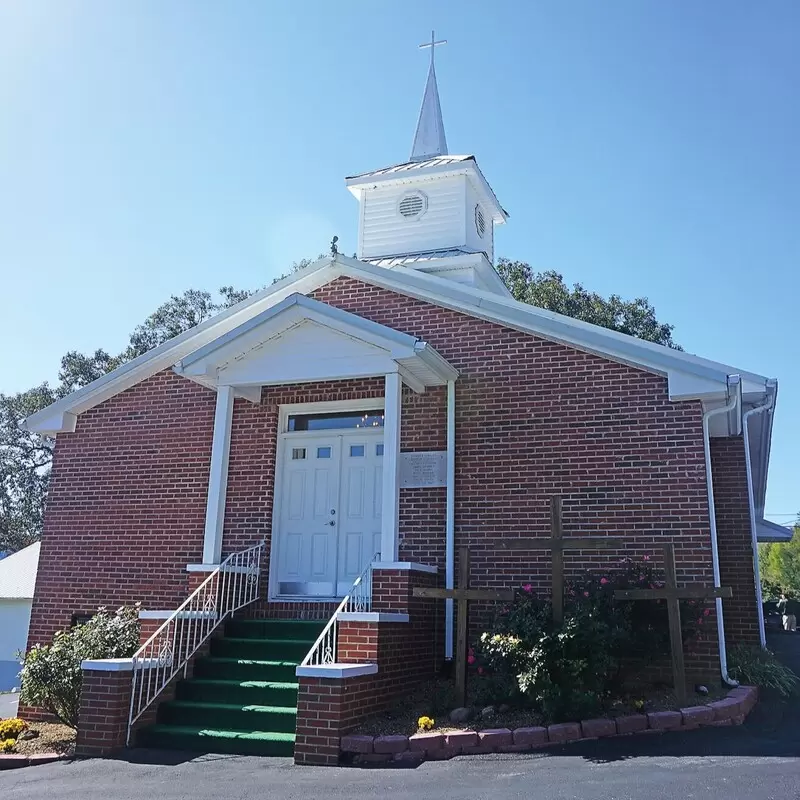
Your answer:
[410,32,448,162]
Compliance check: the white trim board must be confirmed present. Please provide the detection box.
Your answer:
[295,663,378,679]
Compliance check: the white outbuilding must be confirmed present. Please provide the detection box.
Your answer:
[0,542,40,691]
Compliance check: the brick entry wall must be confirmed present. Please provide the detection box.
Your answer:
[294,568,438,766]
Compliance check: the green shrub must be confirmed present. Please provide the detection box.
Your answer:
[476,556,706,722]
[728,644,799,697]
[18,605,140,728]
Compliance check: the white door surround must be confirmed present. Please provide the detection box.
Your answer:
[272,427,384,599]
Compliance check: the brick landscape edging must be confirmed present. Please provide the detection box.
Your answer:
[0,753,66,771]
[339,685,758,767]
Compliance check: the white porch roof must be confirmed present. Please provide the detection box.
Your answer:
[172,293,458,396]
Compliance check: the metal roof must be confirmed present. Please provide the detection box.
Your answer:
[0,542,40,599]
[346,155,474,181]
[364,248,474,267]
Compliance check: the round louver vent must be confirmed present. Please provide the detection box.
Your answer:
[475,204,486,237]
[398,192,427,219]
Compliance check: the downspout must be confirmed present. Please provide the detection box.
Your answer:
[445,379,456,660]
[702,375,741,687]
[742,382,776,649]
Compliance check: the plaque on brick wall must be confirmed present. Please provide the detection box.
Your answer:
[399,451,447,488]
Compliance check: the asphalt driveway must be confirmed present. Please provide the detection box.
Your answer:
[2,635,798,800]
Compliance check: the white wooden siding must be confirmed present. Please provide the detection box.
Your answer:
[465,179,493,262]
[359,175,467,259]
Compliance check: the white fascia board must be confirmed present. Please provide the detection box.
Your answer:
[23,258,342,434]
[756,518,793,543]
[178,293,421,374]
[331,257,769,400]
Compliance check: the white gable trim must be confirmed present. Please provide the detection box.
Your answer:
[24,253,772,437]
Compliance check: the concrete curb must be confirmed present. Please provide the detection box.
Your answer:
[340,685,759,767]
[0,752,67,770]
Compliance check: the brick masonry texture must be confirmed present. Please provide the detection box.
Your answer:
[75,669,134,757]
[340,686,758,766]
[27,276,760,695]
[710,437,761,646]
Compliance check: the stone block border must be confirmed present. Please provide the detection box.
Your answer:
[0,753,66,771]
[340,685,758,767]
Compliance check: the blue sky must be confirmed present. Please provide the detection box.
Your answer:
[0,1,797,522]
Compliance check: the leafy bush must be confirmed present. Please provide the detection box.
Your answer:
[728,644,799,697]
[0,718,26,740]
[18,605,140,728]
[476,557,705,722]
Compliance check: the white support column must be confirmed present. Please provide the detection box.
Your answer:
[381,372,402,563]
[202,385,235,565]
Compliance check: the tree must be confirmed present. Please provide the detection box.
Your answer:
[759,523,800,596]
[0,286,256,554]
[497,259,681,349]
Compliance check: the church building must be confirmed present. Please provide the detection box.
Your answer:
[22,36,784,764]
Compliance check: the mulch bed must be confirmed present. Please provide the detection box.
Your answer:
[355,677,728,737]
[13,722,76,758]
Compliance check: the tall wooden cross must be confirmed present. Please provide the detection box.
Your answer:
[414,546,513,708]
[499,496,625,623]
[614,543,732,705]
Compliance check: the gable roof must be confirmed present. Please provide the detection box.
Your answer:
[0,542,40,600]
[24,253,773,439]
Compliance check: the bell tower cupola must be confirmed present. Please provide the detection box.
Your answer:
[345,32,509,295]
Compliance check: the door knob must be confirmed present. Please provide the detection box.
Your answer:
[328,520,336,527]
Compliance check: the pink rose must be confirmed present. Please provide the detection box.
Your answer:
[703,608,711,617]
[477,667,484,675]
[643,555,650,561]
[523,584,533,593]
[583,591,590,597]
[468,654,476,665]
[600,577,609,585]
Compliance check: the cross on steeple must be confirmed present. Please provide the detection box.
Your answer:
[419,30,447,64]
[410,31,448,162]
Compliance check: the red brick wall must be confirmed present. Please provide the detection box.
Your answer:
[75,669,133,757]
[711,437,760,646]
[27,371,216,648]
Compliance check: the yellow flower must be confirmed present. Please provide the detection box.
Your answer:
[1,738,16,754]
[633,699,645,711]
[417,715,435,731]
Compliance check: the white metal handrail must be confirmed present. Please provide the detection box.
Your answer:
[300,552,380,667]
[126,540,266,744]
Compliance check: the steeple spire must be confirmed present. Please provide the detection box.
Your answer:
[410,31,448,162]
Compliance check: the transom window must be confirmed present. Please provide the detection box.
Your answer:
[288,410,385,431]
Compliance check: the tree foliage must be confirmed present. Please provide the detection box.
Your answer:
[759,525,800,596]
[497,259,681,349]
[0,257,680,554]
[18,605,140,728]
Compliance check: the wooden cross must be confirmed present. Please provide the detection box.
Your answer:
[499,496,625,623]
[614,543,732,704]
[414,546,513,708]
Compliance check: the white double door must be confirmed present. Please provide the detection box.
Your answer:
[275,431,383,598]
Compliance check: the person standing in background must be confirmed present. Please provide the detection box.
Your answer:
[777,593,798,632]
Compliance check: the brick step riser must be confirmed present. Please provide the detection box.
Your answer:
[176,681,299,707]
[193,659,299,683]
[136,729,295,758]
[211,639,311,662]
[157,703,297,733]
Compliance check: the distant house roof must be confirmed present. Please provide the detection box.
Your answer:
[0,542,40,600]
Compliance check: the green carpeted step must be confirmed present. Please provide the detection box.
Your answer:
[137,724,295,757]
[193,656,299,683]
[211,637,311,662]
[158,700,297,733]
[176,678,299,707]
[225,618,326,641]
